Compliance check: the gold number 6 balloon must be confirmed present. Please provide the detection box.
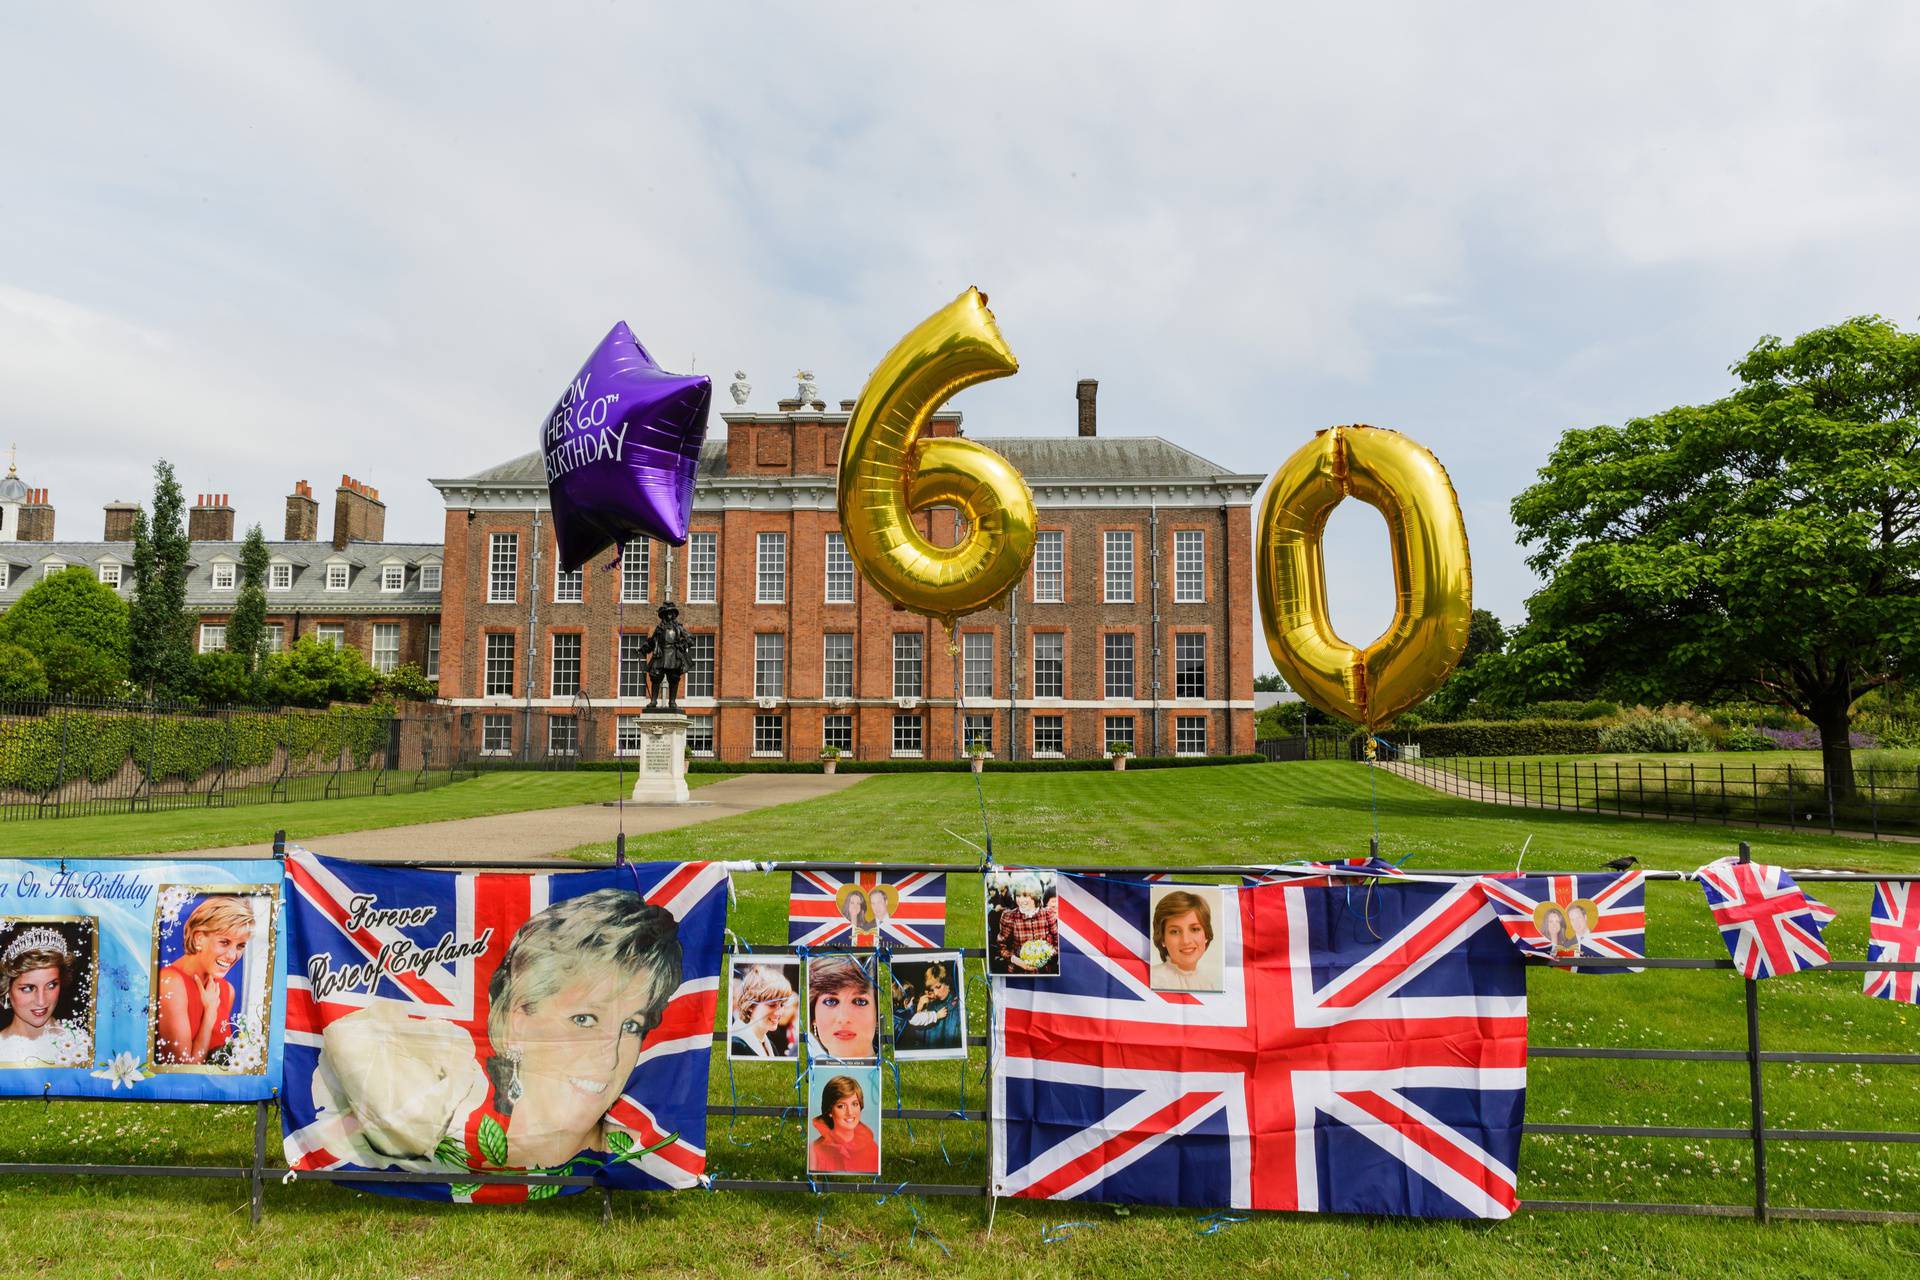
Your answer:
[1256,425,1472,731]
[837,288,1039,629]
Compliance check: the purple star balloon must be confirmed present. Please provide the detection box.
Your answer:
[542,322,711,570]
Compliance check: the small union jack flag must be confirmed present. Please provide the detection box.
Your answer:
[788,870,946,950]
[1865,881,1920,1004]
[1695,857,1836,980]
[1477,872,1646,973]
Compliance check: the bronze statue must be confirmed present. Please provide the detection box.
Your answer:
[644,602,692,713]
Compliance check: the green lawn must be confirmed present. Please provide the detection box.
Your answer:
[4,762,1920,1278]
[0,770,724,860]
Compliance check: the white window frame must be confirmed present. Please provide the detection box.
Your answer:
[547,715,579,758]
[1105,715,1136,753]
[371,623,401,674]
[97,562,122,588]
[482,714,514,757]
[1032,632,1064,700]
[554,561,583,604]
[752,713,784,757]
[822,633,854,700]
[484,633,516,697]
[549,632,581,697]
[380,563,405,593]
[754,633,785,700]
[756,532,786,604]
[1175,632,1207,699]
[1104,531,1134,604]
[891,712,923,758]
[198,623,227,654]
[418,562,442,593]
[1032,714,1064,758]
[824,533,855,604]
[269,562,293,592]
[963,632,993,700]
[687,713,715,757]
[1104,632,1134,700]
[617,715,645,757]
[822,713,853,754]
[40,561,65,581]
[325,561,350,592]
[686,531,717,603]
[685,633,715,699]
[619,633,649,699]
[211,561,236,591]
[1032,531,1063,603]
[265,623,286,654]
[424,623,439,678]
[622,538,649,604]
[488,534,518,604]
[315,625,345,650]
[1174,530,1206,603]
[892,632,923,700]
[1176,715,1208,757]
[963,713,994,756]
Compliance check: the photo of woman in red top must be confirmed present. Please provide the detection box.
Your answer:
[807,1071,881,1176]
[156,896,255,1066]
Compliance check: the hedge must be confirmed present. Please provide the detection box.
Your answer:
[0,704,392,791]
[1364,719,1607,758]
[564,754,1269,776]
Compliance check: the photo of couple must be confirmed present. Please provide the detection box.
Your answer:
[1533,899,1601,956]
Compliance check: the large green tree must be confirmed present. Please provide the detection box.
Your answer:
[225,523,271,675]
[0,567,129,697]
[127,460,195,698]
[1509,316,1920,797]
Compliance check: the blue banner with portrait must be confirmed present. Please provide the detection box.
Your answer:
[0,858,286,1101]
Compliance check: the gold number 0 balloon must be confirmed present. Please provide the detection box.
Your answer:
[838,287,1039,629]
[1256,424,1472,730]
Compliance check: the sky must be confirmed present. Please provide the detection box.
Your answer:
[4,3,1918,670]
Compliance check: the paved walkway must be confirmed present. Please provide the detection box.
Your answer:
[178,773,871,863]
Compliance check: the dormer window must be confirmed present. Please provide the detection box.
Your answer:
[41,560,66,580]
[419,563,442,593]
[269,562,292,591]
[211,562,236,590]
[97,562,122,588]
[326,563,349,591]
[381,564,405,592]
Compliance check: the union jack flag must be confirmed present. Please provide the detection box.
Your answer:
[1477,872,1647,973]
[1695,857,1836,980]
[281,849,726,1202]
[1865,881,1920,1003]
[788,869,946,950]
[992,874,1528,1219]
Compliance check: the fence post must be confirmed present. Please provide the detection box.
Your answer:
[1783,765,1791,831]
[251,1097,269,1224]
[1870,769,1879,841]
[48,697,71,819]
[1689,763,1697,824]
[1824,764,1836,836]
[1738,840,1769,1223]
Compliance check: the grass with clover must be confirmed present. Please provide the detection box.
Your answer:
[4,761,1920,1278]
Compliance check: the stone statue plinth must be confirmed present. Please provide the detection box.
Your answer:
[627,713,690,805]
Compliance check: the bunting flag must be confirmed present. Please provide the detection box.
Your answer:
[1476,871,1647,973]
[1695,857,1836,980]
[281,850,726,1202]
[787,870,947,950]
[1864,881,1920,1004]
[992,873,1528,1219]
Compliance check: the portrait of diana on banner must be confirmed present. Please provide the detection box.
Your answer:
[151,887,277,1073]
[1147,885,1225,993]
[0,917,96,1069]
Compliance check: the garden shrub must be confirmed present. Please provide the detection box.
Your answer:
[1597,706,1712,753]
[1367,720,1606,757]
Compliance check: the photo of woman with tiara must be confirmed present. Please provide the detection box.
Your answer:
[0,918,95,1069]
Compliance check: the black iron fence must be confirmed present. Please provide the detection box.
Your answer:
[1380,748,1920,840]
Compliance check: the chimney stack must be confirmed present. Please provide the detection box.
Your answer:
[188,493,236,542]
[1076,379,1098,438]
[285,480,319,541]
[103,501,139,542]
[332,474,386,550]
[17,488,55,541]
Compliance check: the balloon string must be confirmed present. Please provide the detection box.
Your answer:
[607,546,627,851]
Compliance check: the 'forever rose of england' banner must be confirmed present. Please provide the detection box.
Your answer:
[280,850,726,1202]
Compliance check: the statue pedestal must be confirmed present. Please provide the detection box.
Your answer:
[627,713,690,805]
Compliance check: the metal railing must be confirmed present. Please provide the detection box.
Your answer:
[3,845,1916,1225]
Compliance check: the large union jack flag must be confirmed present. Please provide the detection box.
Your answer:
[992,874,1528,1219]
[1695,857,1836,980]
[788,869,946,949]
[281,849,726,1202]
[1865,881,1920,1003]
[1477,872,1647,973]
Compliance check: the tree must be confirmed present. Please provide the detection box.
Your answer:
[0,566,130,697]
[1459,609,1508,669]
[1509,316,1920,798]
[226,523,271,675]
[0,642,50,701]
[259,637,379,708]
[128,461,195,698]
[1252,672,1289,693]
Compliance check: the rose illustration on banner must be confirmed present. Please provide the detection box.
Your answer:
[543,322,711,571]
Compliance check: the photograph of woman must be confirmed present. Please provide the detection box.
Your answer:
[805,954,879,1062]
[308,887,681,1171]
[838,888,876,933]
[806,1067,881,1176]
[1535,904,1572,956]
[1147,886,1225,992]
[986,870,1060,977]
[727,958,800,1060]
[889,954,965,1059]
[154,893,269,1069]
[0,919,94,1069]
